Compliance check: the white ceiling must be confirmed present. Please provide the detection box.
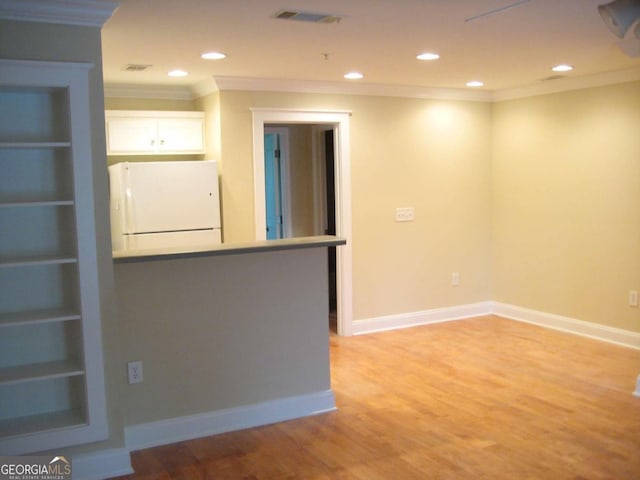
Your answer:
[101,0,640,96]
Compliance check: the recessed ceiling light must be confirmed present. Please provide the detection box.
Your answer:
[552,64,573,72]
[466,80,484,87]
[201,52,226,60]
[168,69,188,77]
[344,72,364,80]
[416,52,440,61]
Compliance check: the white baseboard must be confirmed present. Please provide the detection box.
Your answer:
[352,300,640,351]
[71,448,133,480]
[352,301,492,335]
[492,302,640,350]
[67,390,335,478]
[125,389,336,451]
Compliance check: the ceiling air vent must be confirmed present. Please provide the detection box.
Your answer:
[123,64,152,72]
[541,75,564,82]
[274,10,341,24]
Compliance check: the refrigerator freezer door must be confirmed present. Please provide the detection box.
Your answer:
[123,161,220,234]
[122,228,221,251]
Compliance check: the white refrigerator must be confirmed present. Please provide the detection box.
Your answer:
[108,160,221,251]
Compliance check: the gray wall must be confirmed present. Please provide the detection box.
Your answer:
[115,249,331,425]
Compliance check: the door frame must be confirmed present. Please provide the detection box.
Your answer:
[252,108,353,336]
[311,126,337,237]
[264,126,292,238]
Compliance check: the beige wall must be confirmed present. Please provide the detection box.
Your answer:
[216,90,494,320]
[105,97,197,111]
[194,90,222,167]
[492,81,640,331]
[214,84,639,330]
[350,96,493,320]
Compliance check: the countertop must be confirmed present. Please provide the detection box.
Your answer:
[112,235,346,264]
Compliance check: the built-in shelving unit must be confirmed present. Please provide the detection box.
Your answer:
[0,59,107,455]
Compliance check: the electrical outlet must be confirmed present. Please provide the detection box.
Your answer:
[452,272,460,286]
[395,207,415,222]
[127,361,143,384]
[630,290,639,308]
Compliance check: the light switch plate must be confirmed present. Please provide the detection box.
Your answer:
[630,290,639,308]
[395,207,415,222]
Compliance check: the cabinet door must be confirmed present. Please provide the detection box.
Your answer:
[157,117,204,153]
[106,117,157,154]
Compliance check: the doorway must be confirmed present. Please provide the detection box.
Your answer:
[264,127,291,239]
[326,134,338,332]
[252,108,353,336]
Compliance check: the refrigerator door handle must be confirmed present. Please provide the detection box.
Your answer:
[124,187,135,233]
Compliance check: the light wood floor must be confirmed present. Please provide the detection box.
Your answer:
[111,316,640,479]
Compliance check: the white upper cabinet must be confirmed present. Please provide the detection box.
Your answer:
[105,116,157,154]
[105,111,205,155]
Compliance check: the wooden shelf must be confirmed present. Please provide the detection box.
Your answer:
[0,308,80,328]
[0,199,74,208]
[0,141,70,149]
[0,360,84,386]
[0,255,77,268]
[0,409,86,439]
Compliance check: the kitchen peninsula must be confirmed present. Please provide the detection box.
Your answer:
[113,235,345,450]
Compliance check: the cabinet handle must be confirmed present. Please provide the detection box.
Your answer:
[150,139,155,146]
[160,139,165,146]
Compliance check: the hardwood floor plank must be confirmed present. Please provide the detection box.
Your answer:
[111,316,640,479]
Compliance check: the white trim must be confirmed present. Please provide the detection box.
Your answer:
[105,68,640,103]
[125,390,336,451]
[71,448,133,480]
[215,75,491,102]
[353,302,493,335]
[251,107,352,115]
[492,67,640,102]
[354,302,640,351]
[214,72,640,102]
[0,0,117,27]
[492,302,640,350]
[251,108,353,337]
[311,125,331,236]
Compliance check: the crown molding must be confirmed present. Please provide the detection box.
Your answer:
[104,67,640,103]
[492,67,640,102]
[211,76,492,102]
[0,0,118,27]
